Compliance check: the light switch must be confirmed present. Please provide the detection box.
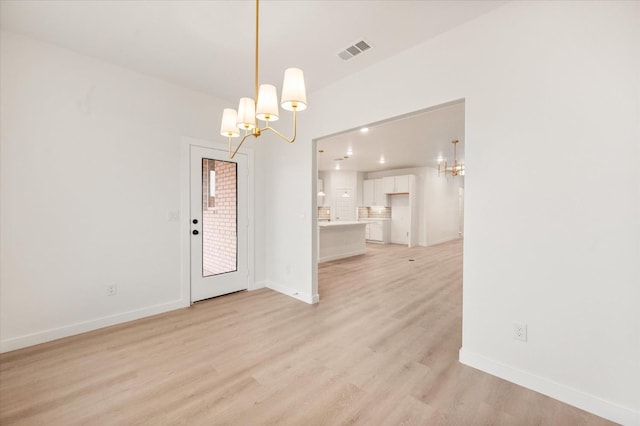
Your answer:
[167,210,180,222]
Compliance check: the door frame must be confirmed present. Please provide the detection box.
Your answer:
[179,137,255,306]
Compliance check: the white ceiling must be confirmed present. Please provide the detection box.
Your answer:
[0,0,507,103]
[317,101,465,173]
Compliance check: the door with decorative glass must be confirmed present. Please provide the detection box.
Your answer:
[190,145,248,302]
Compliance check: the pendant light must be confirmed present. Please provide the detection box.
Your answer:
[220,0,307,159]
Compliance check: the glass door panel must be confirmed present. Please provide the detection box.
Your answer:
[201,158,237,277]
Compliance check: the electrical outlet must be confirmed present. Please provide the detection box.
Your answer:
[106,284,118,296]
[513,323,527,342]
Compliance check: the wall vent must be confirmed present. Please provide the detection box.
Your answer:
[338,39,372,61]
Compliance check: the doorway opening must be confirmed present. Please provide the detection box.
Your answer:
[315,99,465,274]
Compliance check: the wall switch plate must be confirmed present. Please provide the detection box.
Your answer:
[167,210,179,222]
[106,284,118,296]
[513,323,527,341]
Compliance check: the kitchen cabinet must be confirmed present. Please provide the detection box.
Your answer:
[383,175,411,194]
[362,219,390,243]
[369,221,383,241]
[363,178,387,206]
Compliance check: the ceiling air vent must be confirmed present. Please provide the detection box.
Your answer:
[338,39,372,61]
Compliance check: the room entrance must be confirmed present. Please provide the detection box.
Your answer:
[190,145,248,302]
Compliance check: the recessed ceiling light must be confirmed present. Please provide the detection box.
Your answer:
[335,163,341,170]
[379,156,385,164]
[360,127,369,133]
[347,148,353,156]
[319,149,324,153]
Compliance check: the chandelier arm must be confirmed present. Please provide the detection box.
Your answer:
[259,108,298,143]
[229,132,254,159]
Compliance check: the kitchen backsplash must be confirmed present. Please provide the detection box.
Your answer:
[318,206,331,220]
[358,206,392,219]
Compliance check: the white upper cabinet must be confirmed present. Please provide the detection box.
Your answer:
[373,179,386,206]
[363,178,388,206]
[395,175,410,193]
[383,175,411,194]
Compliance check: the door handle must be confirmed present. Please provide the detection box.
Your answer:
[192,230,199,235]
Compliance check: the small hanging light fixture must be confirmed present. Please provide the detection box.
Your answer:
[220,0,307,159]
[438,140,465,177]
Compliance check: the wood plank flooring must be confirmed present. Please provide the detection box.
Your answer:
[0,240,615,425]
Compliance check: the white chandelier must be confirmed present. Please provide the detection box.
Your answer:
[220,0,307,159]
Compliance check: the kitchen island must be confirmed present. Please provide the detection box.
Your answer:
[318,221,367,263]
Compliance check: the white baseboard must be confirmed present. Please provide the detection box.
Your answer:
[0,298,189,354]
[318,249,366,263]
[248,280,266,291]
[459,348,640,426]
[425,236,462,247]
[266,281,319,304]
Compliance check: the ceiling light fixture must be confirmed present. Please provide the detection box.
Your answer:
[360,127,369,133]
[438,140,465,177]
[220,0,307,159]
[379,156,386,164]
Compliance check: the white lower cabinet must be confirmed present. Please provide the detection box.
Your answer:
[362,220,390,243]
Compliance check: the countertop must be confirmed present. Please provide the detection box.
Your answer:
[318,221,366,228]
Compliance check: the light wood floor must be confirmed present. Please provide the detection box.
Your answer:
[0,240,614,425]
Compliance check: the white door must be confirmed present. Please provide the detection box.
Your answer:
[334,188,355,221]
[391,194,409,245]
[190,145,248,302]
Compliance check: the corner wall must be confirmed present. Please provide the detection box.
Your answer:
[292,1,639,423]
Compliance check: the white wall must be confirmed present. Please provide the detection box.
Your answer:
[0,31,266,352]
[367,167,462,246]
[423,167,463,245]
[266,1,639,424]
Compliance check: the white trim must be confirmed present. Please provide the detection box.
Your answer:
[266,281,319,304]
[180,137,256,304]
[1,299,187,353]
[249,280,267,291]
[421,236,463,247]
[318,249,366,263]
[459,348,640,426]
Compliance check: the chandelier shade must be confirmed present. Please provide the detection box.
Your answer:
[220,109,240,138]
[256,84,279,122]
[281,67,307,112]
[236,97,256,130]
